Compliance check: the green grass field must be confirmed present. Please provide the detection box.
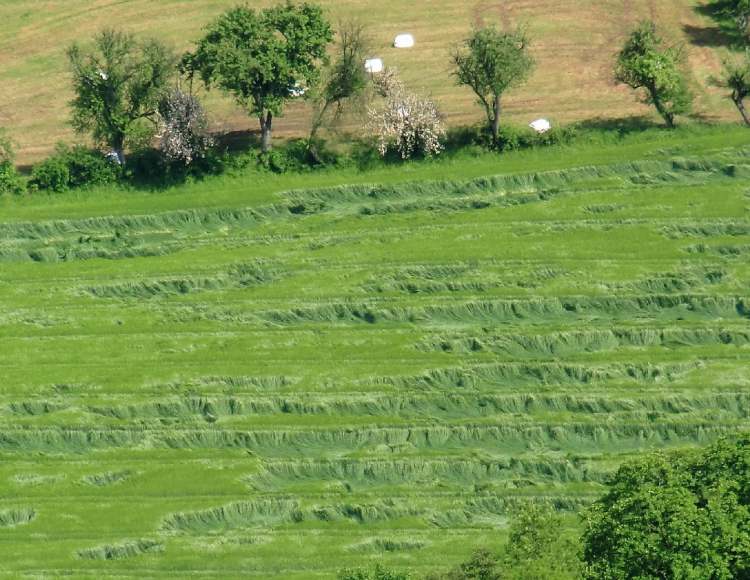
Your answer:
[0,0,741,164]
[0,126,748,577]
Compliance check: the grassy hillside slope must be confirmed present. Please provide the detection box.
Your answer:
[0,0,739,163]
[0,128,748,577]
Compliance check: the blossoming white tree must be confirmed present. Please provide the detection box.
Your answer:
[158,90,214,165]
[367,69,445,159]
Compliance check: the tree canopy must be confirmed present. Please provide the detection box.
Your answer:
[582,436,750,579]
[185,2,333,151]
[307,20,369,159]
[615,21,692,128]
[453,26,535,144]
[68,29,175,165]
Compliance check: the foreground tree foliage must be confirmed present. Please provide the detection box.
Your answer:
[503,504,580,579]
[452,26,535,145]
[427,505,579,580]
[185,2,333,152]
[68,29,176,165]
[716,51,750,125]
[582,436,750,579]
[615,21,692,128]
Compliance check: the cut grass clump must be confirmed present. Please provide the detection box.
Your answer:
[0,507,36,528]
[82,470,132,487]
[77,539,163,560]
[347,537,428,553]
[8,400,67,416]
[162,499,304,533]
[87,261,279,299]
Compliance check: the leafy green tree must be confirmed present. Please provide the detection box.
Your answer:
[0,129,24,195]
[452,26,535,144]
[449,548,502,580]
[716,51,750,125]
[68,29,176,165]
[307,20,369,160]
[185,2,333,152]
[503,504,580,579]
[721,0,750,41]
[582,436,750,579]
[615,21,692,128]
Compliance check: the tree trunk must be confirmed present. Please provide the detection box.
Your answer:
[306,101,332,165]
[649,86,675,129]
[259,111,273,152]
[733,95,750,127]
[491,94,502,143]
[113,135,126,166]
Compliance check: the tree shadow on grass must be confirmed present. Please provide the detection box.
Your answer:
[214,129,262,153]
[691,1,747,48]
[573,115,664,136]
[682,23,734,48]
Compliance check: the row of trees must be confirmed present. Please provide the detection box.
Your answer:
[3,1,750,192]
[341,435,750,580]
[60,2,750,173]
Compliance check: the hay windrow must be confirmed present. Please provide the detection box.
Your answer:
[77,539,163,560]
[82,470,132,487]
[417,327,750,357]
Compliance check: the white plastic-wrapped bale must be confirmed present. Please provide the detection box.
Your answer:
[365,58,384,74]
[289,83,306,97]
[529,119,552,133]
[393,34,414,48]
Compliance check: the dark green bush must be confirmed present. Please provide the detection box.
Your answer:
[30,145,121,192]
[495,124,576,152]
[443,123,577,153]
[30,155,70,192]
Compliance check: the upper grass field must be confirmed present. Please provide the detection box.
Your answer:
[0,125,748,577]
[0,0,741,164]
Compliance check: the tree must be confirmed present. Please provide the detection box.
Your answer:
[723,0,750,42]
[0,129,24,195]
[716,51,750,126]
[446,548,502,580]
[453,26,535,144]
[307,21,369,161]
[158,89,214,165]
[581,436,750,579]
[68,29,176,165]
[367,69,445,159]
[503,504,580,579]
[615,21,692,128]
[185,2,333,152]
